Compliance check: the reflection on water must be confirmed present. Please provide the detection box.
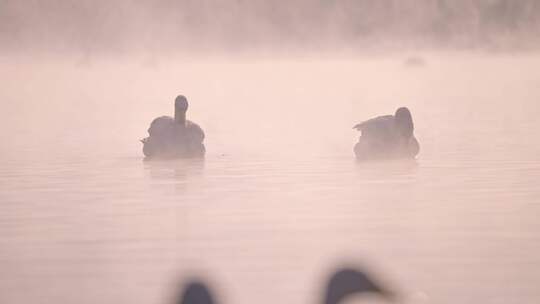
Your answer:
[144,158,205,182]
[1,54,540,304]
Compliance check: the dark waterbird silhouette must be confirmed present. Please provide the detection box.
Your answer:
[177,267,396,304]
[353,107,419,160]
[142,95,205,159]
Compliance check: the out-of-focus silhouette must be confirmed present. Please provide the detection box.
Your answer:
[178,281,216,304]
[353,107,419,160]
[177,267,396,304]
[322,267,396,304]
[142,95,205,159]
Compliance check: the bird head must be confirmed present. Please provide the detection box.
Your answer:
[175,95,189,112]
[395,107,414,138]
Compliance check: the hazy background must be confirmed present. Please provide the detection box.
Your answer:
[2,0,540,56]
[2,1,540,304]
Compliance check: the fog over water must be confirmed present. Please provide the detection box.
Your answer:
[3,0,540,54]
[1,1,540,304]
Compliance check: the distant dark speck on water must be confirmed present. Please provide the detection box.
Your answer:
[404,56,426,67]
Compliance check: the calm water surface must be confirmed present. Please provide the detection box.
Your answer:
[1,54,540,304]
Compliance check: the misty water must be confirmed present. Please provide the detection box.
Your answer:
[1,53,540,304]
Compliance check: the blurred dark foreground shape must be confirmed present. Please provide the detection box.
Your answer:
[323,267,397,304]
[177,267,396,304]
[142,95,205,159]
[178,281,216,304]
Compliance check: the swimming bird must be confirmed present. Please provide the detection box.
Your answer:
[142,95,205,158]
[177,267,396,304]
[353,107,419,160]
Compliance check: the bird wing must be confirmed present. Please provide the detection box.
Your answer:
[186,121,205,142]
[353,115,394,136]
[148,116,175,136]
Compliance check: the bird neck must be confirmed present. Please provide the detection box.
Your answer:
[175,110,186,125]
